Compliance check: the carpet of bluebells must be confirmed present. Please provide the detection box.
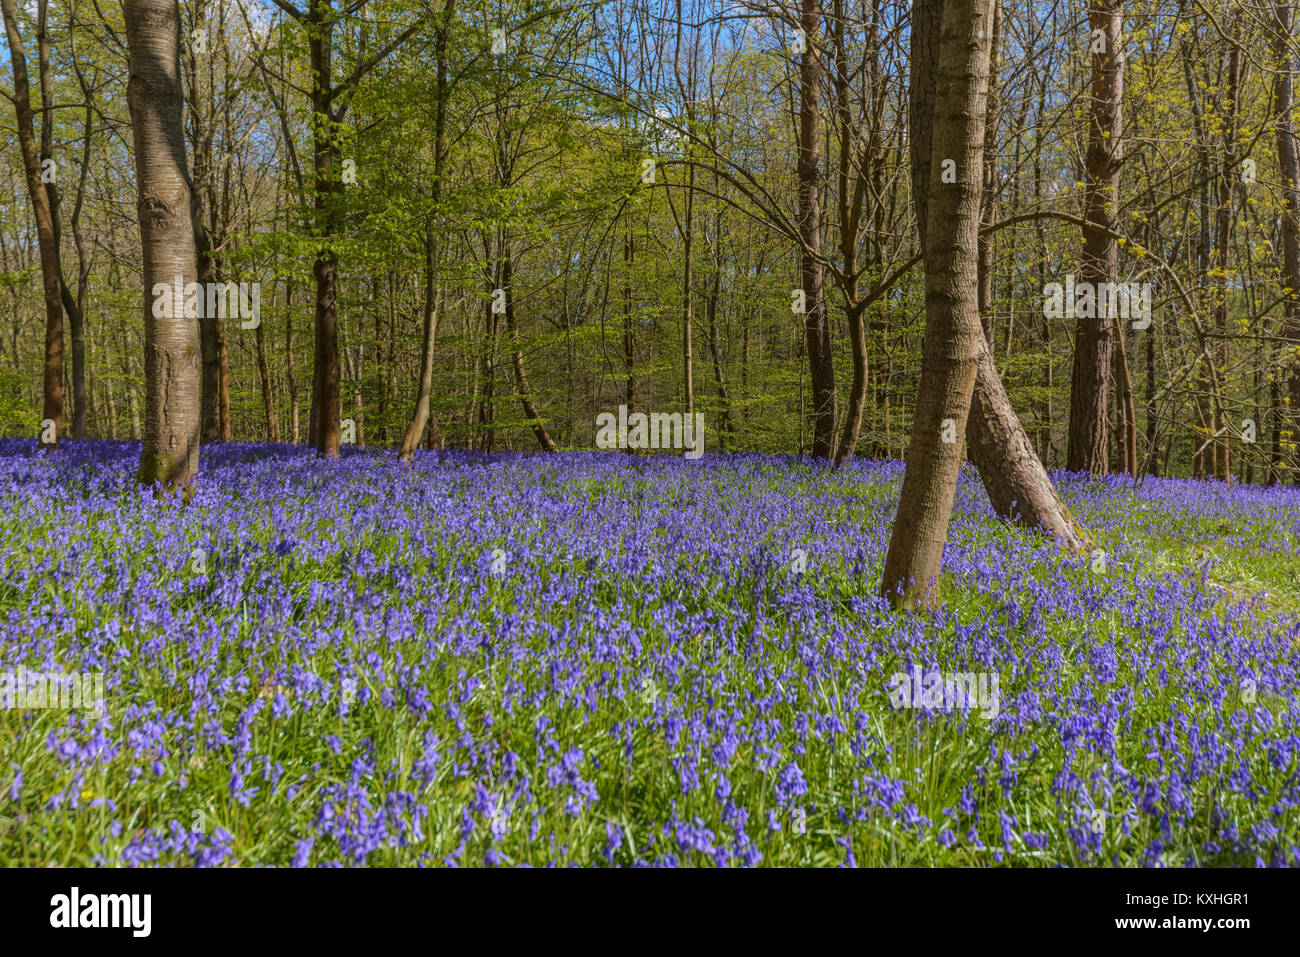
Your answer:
[2,439,1299,867]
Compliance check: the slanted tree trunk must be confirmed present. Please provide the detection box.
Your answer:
[968,351,1090,548]
[123,0,201,487]
[879,0,994,609]
[401,222,442,462]
[475,46,558,455]
[500,238,557,451]
[2,0,64,449]
[1068,0,1125,474]
[798,0,836,458]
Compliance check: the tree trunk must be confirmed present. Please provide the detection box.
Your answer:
[1113,311,1139,476]
[36,0,87,441]
[400,2,453,462]
[1210,15,1242,481]
[194,202,223,441]
[1274,3,1300,480]
[682,161,695,415]
[479,299,496,453]
[879,0,994,609]
[977,0,1001,344]
[904,0,1088,551]
[1067,0,1125,474]
[402,223,442,461]
[968,349,1089,549]
[60,102,93,442]
[500,239,557,451]
[798,0,836,458]
[1180,23,1213,479]
[287,277,299,443]
[186,0,223,445]
[2,0,64,449]
[308,1,341,458]
[830,0,872,467]
[123,0,201,488]
[623,225,635,412]
[255,313,276,441]
[705,264,736,449]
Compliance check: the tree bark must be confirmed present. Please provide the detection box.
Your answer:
[500,238,557,451]
[798,0,836,458]
[977,0,1001,344]
[185,0,225,444]
[286,277,299,443]
[60,84,94,443]
[36,0,87,441]
[830,0,873,466]
[1210,15,1243,481]
[1113,310,1139,476]
[682,160,695,416]
[968,348,1090,549]
[399,1,453,462]
[623,224,635,413]
[879,0,994,609]
[705,263,736,448]
[308,0,341,458]
[905,0,1088,551]
[255,311,276,441]
[1067,0,1125,474]
[123,0,201,488]
[401,222,443,461]
[2,0,64,449]
[1274,3,1300,480]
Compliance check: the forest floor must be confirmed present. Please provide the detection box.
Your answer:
[1,440,1298,866]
